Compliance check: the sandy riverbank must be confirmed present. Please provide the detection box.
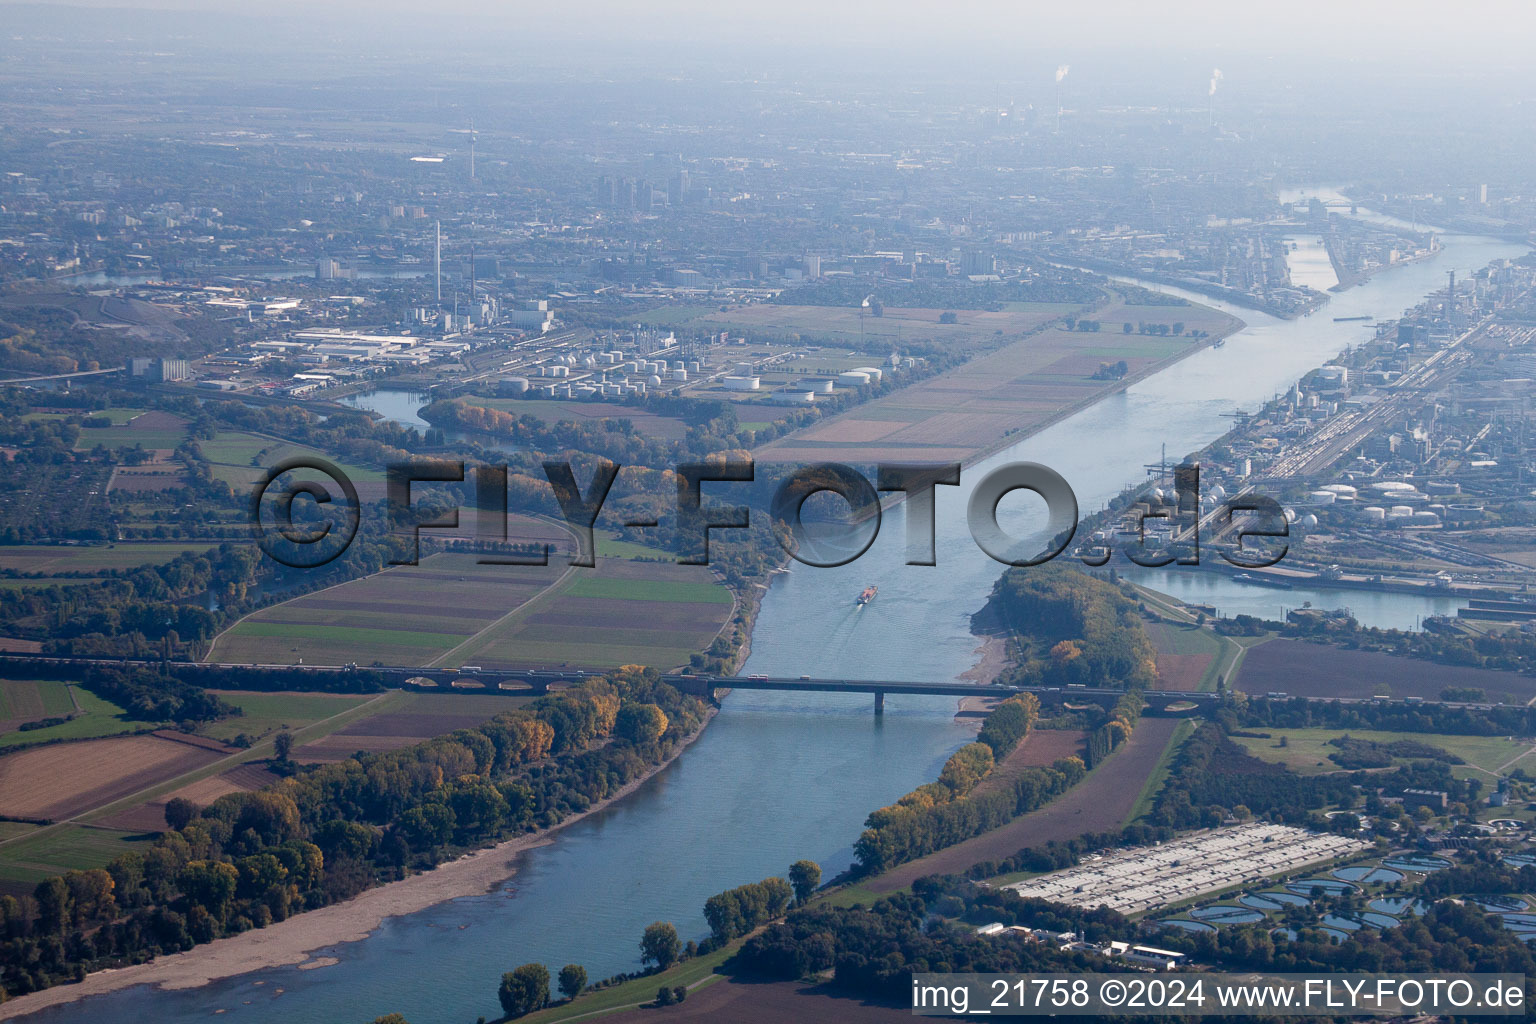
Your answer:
[0,708,719,1021]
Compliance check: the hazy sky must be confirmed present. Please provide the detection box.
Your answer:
[8,0,1536,59]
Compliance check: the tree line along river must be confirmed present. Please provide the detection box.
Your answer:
[24,220,1527,1024]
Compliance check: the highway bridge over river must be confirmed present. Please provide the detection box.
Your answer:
[0,653,1214,714]
[3,653,1515,714]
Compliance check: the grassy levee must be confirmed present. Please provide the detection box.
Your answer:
[1124,717,1197,823]
[519,945,736,1023]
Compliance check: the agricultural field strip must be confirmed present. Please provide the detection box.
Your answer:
[1234,638,1536,704]
[0,542,223,574]
[459,578,735,669]
[205,553,562,663]
[427,561,579,669]
[1003,823,1372,914]
[0,690,405,854]
[755,303,1235,463]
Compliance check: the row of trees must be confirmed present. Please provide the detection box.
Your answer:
[1229,691,1536,737]
[703,876,793,942]
[1285,614,1536,676]
[1085,690,1144,768]
[490,860,826,1018]
[975,694,1039,758]
[854,756,1084,874]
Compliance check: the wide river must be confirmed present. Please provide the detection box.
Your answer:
[27,222,1525,1023]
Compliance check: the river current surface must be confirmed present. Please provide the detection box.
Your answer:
[26,221,1525,1024]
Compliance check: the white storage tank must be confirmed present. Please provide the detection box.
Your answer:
[723,375,760,391]
[503,376,530,394]
[838,370,872,386]
[688,361,701,373]
[1307,490,1337,505]
[851,365,884,381]
[1360,506,1386,522]
[1389,505,1414,518]
[1300,513,1319,528]
[1370,481,1412,493]
[1320,484,1357,498]
[671,368,688,381]
[1411,511,1441,526]
[807,379,835,394]
[648,374,663,387]
[770,390,816,405]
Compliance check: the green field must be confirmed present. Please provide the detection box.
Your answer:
[222,622,464,653]
[196,691,373,743]
[199,430,386,489]
[0,825,148,885]
[0,679,75,720]
[0,577,106,590]
[563,576,733,604]
[0,822,38,843]
[464,398,691,441]
[72,410,186,450]
[29,407,142,426]
[0,686,140,749]
[626,304,727,328]
[0,542,223,574]
[1233,728,1534,778]
[595,530,675,561]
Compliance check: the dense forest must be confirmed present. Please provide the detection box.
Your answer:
[982,565,1159,689]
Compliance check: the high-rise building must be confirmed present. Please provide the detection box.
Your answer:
[961,250,996,276]
[129,358,188,382]
[802,255,821,279]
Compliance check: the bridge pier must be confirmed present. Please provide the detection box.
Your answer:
[874,690,885,716]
